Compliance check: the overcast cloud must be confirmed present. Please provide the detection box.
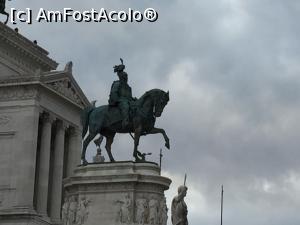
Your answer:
[5,0,300,224]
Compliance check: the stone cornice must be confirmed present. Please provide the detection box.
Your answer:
[0,73,90,109]
[0,23,58,72]
[0,75,41,86]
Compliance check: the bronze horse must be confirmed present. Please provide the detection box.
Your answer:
[0,0,9,24]
[81,89,170,164]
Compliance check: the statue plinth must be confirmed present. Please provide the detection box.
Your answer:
[63,162,171,225]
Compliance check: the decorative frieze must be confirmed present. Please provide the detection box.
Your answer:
[0,86,38,102]
[115,193,133,224]
[114,194,168,225]
[133,195,168,225]
[62,195,91,225]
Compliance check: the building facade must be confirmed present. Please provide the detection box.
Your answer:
[0,23,90,225]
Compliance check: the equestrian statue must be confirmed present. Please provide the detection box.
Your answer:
[81,59,170,165]
[0,0,10,24]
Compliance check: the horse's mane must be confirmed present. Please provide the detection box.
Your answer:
[138,89,163,106]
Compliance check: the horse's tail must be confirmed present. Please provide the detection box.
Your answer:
[80,106,94,139]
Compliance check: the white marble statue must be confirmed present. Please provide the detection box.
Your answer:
[171,186,188,225]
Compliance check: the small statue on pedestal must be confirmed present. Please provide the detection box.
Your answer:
[93,136,105,163]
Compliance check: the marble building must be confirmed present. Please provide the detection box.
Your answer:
[0,23,90,225]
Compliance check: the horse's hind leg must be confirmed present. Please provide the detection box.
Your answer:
[81,132,97,165]
[105,133,116,162]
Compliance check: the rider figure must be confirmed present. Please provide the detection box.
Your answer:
[109,59,136,128]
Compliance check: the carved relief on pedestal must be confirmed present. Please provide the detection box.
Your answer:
[133,195,168,225]
[135,198,148,224]
[76,196,91,225]
[115,193,133,224]
[158,197,168,225]
[148,198,159,225]
[61,195,91,225]
[61,196,70,225]
[69,196,78,225]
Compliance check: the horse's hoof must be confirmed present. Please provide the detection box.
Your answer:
[135,156,145,162]
[82,159,88,166]
[165,142,170,149]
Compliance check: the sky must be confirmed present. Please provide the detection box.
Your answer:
[4,0,300,224]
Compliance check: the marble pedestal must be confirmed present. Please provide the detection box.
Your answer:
[63,162,171,225]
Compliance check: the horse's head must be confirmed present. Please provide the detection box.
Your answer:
[139,89,170,118]
[152,90,169,117]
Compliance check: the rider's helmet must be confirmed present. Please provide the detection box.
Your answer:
[113,58,125,73]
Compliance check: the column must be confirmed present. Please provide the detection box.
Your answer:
[50,120,68,223]
[66,127,82,177]
[36,112,54,216]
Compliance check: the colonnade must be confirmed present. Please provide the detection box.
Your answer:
[34,112,81,223]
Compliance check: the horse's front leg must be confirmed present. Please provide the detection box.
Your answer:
[148,127,170,149]
[105,133,116,162]
[133,126,143,161]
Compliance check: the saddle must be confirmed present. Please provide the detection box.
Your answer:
[106,102,137,125]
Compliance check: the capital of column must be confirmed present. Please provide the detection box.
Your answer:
[55,120,69,131]
[69,126,81,138]
[41,112,55,124]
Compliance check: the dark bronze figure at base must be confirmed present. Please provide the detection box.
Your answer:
[81,59,170,165]
[81,88,170,165]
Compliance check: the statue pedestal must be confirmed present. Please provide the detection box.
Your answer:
[63,162,171,225]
